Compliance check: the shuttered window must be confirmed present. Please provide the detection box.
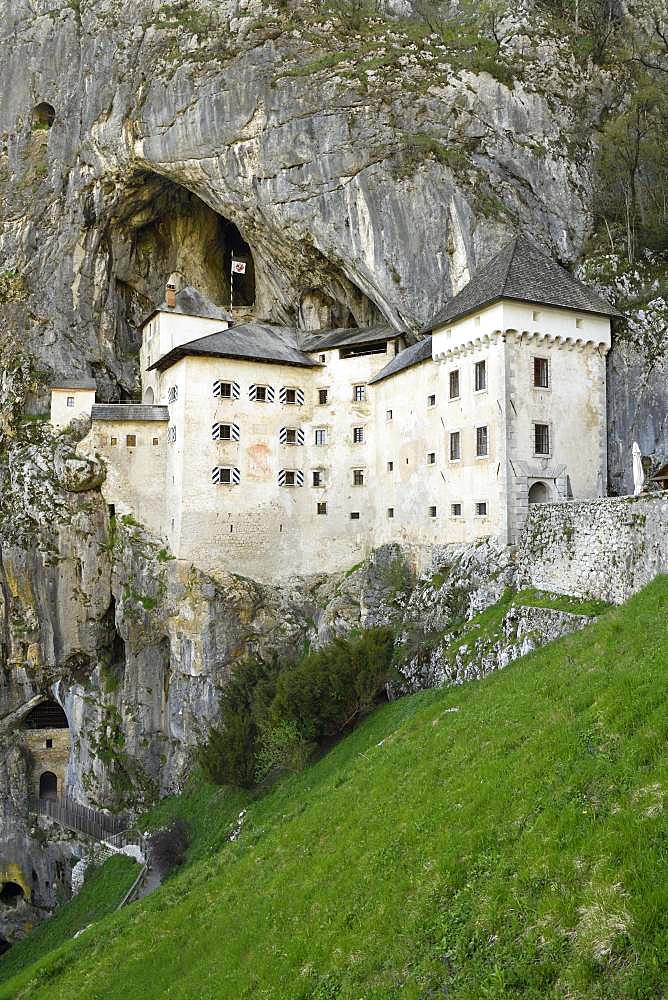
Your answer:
[249,384,274,402]
[280,427,305,445]
[212,466,240,485]
[280,386,304,405]
[278,469,304,487]
[212,423,240,442]
[213,380,240,399]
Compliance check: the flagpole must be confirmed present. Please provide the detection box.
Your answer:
[230,259,234,314]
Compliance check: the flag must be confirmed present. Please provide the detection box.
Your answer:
[231,260,247,274]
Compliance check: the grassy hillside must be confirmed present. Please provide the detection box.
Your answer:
[2,577,667,1000]
[0,855,138,987]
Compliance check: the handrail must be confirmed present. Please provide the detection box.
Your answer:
[116,863,148,910]
[31,796,128,840]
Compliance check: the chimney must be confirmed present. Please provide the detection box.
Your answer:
[165,282,177,309]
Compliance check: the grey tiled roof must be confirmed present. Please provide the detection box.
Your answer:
[143,286,232,325]
[148,323,319,372]
[301,325,402,352]
[369,337,433,384]
[92,404,169,422]
[51,377,97,389]
[423,236,621,332]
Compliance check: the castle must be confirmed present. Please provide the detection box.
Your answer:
[52,237,619,582]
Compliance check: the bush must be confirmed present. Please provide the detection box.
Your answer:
[200,628,396,790]
[149,818,191,877]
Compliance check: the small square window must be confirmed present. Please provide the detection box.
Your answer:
[534,357,549,388]
[427,452,436,465]
[285,428,297,445]
[317,502,327,515]
[220,424,232,441]
[475,501,488,516]
[220,468,232,484]
[532,310,541,322]
[427,394,436,407]
[451,503,462,517]
[284,388,297,404]
[449,431,461,461]
[314,428,327,446]
[534,423,550,455]
[387,461,394,472]
[575,317,583,329]
[284,471,296,486]
[319,354,326,363]
[353,384,366,402]
[45,738,53,749]
[318,388,328,405]
[152,437,159,446]
[312,470,323,487]
[350,511,360,520]
[474,360,487,392]
[66,396,75,407]
[449,370,460,399]
[110,436,118,446]
[353,426,364,444]
[387,507,394,518]
[476,425,488,457]
[255,386,267,402]
[353,469,365,486]
[126,434,137,448]
[386,409,393,421]
[220,381,232,398]
[428,506,437,518]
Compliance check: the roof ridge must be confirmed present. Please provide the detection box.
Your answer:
[498,235,520,294]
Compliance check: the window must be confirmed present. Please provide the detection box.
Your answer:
[318,388,328,405]
[280,386,304,405]
[353,469,365,486]
[428,506,437,518]
[387,461,393,472]
[284,471,295,486]
[255,385,267,402]
[312,470,324,487]
[66,396,75,407]
[449,431,461,461]
[126,434,137,447]
[534,357,549,388]
[427,394,436,407]
[451,503,462,517]
[427,452,436,465]
[284,388,297,404]
[319,354,326,363]
[212,422,240,442]
[449,369,460,399]
[532,310,541,322]
[575,317,583,329]
[285,428,297,445]
[110,436,118,446]
[534,423,550,455]
[211,466,240,486]
[350,512,360,520]
[387,507,394,518]
[353,384,366,402]
[474,360,487,391]
[152,437,159,446]
[476,425,488,457]
[167,425,176,444]
[279,469,304,487]
[475,501,488,516]
[314,428,327,446]
[213,380,239,399]
[353,426,364,444]
[317,502,327,515]
[46,738,53,749]
[386,409,393,421]
[167,385,178,403]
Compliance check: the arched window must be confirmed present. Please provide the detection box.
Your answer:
[0,882,25,907]
[39,771,58,800]
[31,102,56,130]
[23,700,68,730]
[528,481,550,505]
[143,386,155,404]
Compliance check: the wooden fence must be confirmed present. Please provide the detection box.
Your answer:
[32,796,128,840]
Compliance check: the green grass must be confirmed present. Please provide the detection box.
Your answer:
[515,588,611,617]
[0,855,138,987]
[2,577,667,999]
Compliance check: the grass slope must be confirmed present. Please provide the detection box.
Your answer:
[2,578,667,1000]
[0,855,138,988]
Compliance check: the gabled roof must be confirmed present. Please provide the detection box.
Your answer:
[148,323,319,373]
[369,337,433,384]
[142,286,232,326]
[423,236,621,332]
[300,325,402,353]
[92,404,169,422]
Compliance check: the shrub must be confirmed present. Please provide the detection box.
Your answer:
[149,818,191,877]
[255,720,314,782]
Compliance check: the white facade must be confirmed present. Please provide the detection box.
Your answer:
[70,286,613,583]
[50,384,96,429]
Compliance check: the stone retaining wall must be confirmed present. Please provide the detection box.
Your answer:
[516,493,668,604]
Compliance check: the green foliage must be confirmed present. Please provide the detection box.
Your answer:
[255,719,314,782]
[0,855,138,987]
[3,577,667,999]
[0,269,28,305]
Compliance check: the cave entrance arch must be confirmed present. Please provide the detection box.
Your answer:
[23,701,69,730]
[39,771,58,800]
[0,883,25,908]
[528,481,550,505]
[32,102,56,129]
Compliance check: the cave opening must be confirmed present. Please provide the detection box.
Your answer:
[0,883,25,908]
[0,935,9,956]
[31,102,55,129]
[22,700,69,730]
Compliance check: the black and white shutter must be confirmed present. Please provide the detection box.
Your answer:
[167,385,178,403]
[167,425,176,444]
[211,466,241,485]
[212,422,240,441]
[279,386,305,405]
[278,469,304,487]
[279,427,305,445]
[212,380,240,399]
[249,384,274,402]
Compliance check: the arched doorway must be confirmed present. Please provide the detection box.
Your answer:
[39,771,58,800]
[143,386,155,404]
[0,882,25,907]
[528,481,550,505]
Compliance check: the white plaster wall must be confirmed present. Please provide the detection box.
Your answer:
[140,311,229,403]
[50,388,96,429]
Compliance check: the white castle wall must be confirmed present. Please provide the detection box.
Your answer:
[50,387,96,429]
